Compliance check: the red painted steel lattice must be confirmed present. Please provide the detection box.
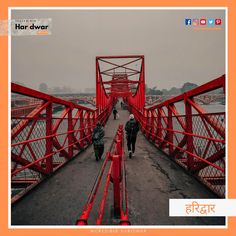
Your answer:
[96,56,225,196]
[11,83,112,203]
[11,55,226,207]
[128,75,225,197]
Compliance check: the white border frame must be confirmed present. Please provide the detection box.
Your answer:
[8,6,228,229]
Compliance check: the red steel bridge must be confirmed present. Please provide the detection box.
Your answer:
[11,55,225,225]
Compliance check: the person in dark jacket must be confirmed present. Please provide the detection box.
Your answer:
[120,101,123,109]
[91,122,105,161]
[125,114,140,158]
[113,107,118,120]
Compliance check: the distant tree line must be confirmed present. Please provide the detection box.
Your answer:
[38,83,74,94]
[145,82,199,95]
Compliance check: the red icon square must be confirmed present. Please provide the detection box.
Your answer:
[200,19,207,25]
[215,19,222,25]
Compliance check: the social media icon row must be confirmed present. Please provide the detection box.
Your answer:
[185,18,222,26]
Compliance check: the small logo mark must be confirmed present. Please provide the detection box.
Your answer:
[192,19,199,26]
[185,19,192,26]
[215,19,222,25]
[200,19,207,25]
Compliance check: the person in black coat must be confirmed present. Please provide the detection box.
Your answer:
[125,114,140,158]
[91,122,105,161]
[120,101,124,109]
[113,107,118,120]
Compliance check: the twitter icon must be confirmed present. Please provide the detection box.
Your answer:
[208,19,214,26]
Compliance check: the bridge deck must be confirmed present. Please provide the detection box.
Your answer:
[11,106,224,225]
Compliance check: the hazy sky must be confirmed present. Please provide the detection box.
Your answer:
[11,9,225,91]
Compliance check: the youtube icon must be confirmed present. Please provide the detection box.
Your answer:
[200,19,207,25]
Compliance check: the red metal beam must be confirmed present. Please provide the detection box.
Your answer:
[97,55,144,59]
[76,125,128,225]
[12,83,96,112]
[12,101,50,139]
[11,153,47,175]
[187,98,225,139]
[102,79,140,84]
[148,75,225,110]
[193,148,225,172]
[100,57,142,74]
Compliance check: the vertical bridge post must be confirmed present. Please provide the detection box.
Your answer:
[46,103,53,174]
[112,154,121,217]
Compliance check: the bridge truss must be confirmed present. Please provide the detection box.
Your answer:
[11,56,226,220]
[11,83,112,203]
[96,56,225,198]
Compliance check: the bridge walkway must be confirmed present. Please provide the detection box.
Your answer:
[11,106,225,225]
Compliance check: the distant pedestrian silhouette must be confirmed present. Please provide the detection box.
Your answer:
[120,101,124,109]
[113,107,118,120]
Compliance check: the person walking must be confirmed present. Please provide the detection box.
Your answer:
[120,101,123,109]
[91,121,105,161]
[125,114,140,158]
[113,107,118,120]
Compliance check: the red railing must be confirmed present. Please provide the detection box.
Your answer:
[11,83,112,203]
[11,97,96,117]
[11,54,226,214]
[128,75,225,197]
[101,56,226,197]
[76,125,130,225]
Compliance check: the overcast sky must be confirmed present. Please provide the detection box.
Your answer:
[11,9,225,91]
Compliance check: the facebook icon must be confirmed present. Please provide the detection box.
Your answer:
[185,19,192,26]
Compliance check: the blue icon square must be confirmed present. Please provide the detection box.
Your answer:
[185,19,192,26]
[208,19,214,26]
